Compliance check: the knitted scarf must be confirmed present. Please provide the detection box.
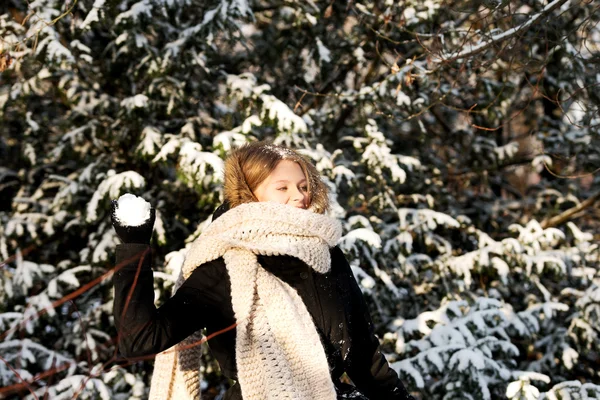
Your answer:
[149,202,342,400]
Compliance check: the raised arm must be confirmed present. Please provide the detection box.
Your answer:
[113,243,206,358]
[111,198,205,358]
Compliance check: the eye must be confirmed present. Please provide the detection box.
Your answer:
[300,186,308,192]
[277,187,288,191]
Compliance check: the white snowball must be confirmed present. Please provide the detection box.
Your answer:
[114,193,151,226]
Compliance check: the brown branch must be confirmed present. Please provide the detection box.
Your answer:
[541,190,600,229]
[0,251,145,342]
[0,355,39,399]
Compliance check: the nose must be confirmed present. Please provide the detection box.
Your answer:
[291,186,307,208]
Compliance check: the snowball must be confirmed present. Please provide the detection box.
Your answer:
[114,194,151,226]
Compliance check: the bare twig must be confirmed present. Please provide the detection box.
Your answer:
[2,0,79,58]
[437,0,570,63]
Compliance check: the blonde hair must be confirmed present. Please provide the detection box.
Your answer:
[223,142,329,214]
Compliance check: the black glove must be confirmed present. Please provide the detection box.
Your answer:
[110,200,156,244]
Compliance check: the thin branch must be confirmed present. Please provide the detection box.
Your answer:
[541,190,600,229]
[0,354,39,399]
[0,251,144,342]
[4,0,79,56]
[437,0,570,63]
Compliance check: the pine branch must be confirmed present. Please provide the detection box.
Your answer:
[437,0,570,63]
[541,190,600,229]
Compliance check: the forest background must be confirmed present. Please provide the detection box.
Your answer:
[0,0,599,399]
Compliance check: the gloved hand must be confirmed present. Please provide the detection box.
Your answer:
[110,200,156,244]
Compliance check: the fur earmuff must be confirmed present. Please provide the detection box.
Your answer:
[224,151,259,208]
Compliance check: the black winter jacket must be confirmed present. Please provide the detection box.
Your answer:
[113,243,414,400]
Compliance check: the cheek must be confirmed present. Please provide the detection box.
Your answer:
[278,191,291,202]
[267,189,288,203]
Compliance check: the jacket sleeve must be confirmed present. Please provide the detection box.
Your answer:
[333,247,415,400]
[113,243,217,358]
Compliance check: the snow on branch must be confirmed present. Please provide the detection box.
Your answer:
[437,0,570,63]
[539,380,600,399]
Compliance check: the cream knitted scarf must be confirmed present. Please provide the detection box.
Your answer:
[149,202,342,400]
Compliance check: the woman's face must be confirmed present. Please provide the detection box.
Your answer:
[253,160,309,209]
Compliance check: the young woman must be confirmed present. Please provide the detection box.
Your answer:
[111,142,415,400]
